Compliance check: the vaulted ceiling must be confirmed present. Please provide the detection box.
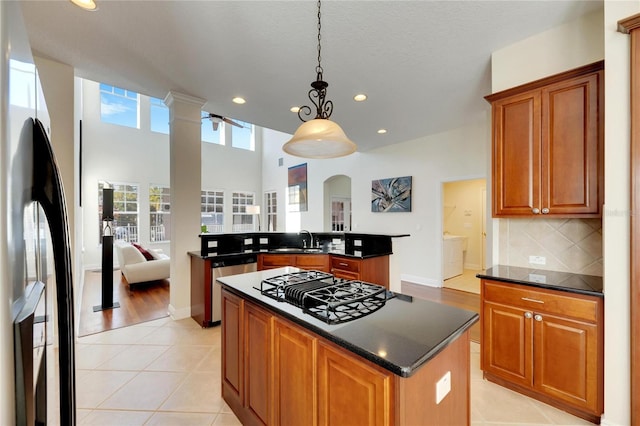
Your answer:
[21,0,602,151]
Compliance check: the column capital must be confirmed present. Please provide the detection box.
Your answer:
[164,91,206,108]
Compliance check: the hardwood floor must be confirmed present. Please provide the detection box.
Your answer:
[401,281,481,343]
[78,269,170,336]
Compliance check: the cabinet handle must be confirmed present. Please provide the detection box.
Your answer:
[524,312,533,319]
[534,314,543,322]
[339,262,349,267]
[532,208,540,214]
[541,208,550,214]
[521,297,544,304]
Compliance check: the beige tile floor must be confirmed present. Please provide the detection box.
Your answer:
[49,316,592,425]
[444,268,483,294]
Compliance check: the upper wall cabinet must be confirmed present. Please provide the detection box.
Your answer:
[486,61,604,218]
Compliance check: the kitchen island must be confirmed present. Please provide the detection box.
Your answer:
[217,267,479,426]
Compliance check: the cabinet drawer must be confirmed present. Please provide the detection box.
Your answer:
[330,256,360,273]
[483,280,600,323]
[295,254,328,267]
[261,254,295,267]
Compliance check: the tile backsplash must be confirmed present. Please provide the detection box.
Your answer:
[498,218,602,276]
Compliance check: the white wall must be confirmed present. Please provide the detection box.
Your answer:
[80,80,263,268]
[492,8,604,92]
[262,114,490,290]
[602,1,638,424]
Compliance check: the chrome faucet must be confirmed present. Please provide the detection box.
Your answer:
[299,229,313,248]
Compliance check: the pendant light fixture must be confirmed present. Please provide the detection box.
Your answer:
[283,0,356,159]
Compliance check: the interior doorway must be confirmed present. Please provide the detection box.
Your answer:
[441,178,486,294]
[323,175,351,232]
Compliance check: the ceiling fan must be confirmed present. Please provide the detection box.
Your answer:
[202,113,244,131]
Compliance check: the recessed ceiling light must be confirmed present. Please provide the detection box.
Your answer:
[290,106,300,113]
[232,97,246,105]
[377,129,387,134]
[354,94,367,102]
[70,0,98,10]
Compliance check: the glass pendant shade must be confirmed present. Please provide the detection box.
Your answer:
[283,119,356,159]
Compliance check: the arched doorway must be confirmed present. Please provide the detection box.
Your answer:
[323,175,351,232]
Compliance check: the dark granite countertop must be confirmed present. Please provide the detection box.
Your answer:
[477,265,603,297]
[217,267,479,378]
[188,247,390,260]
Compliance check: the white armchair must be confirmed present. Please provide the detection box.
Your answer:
[114,240,170,285]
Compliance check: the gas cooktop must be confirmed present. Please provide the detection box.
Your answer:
[258,271,392,325]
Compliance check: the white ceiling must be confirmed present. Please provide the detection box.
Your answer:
[20,0,603,152]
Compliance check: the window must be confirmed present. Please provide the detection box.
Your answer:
[231,120,254,151]
[265,191,277,232]
[100,83,139,128]
[98,182,139,242]
[9,59,36,108]
[232,192,255,232]
[150,97,169,134]
[149,185,170,242]
[202,114,224,145]
[201,190,224,233]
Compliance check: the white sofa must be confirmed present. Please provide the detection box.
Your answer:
[114,240,170,285]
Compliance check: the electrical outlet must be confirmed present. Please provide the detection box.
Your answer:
[436,371,451,404]
[528,273,547,283]
[529,255,546,265]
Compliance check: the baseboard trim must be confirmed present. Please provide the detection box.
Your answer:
[400,274,441,287]
[168,303,191,320]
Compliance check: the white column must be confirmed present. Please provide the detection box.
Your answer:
[164,91,205,319]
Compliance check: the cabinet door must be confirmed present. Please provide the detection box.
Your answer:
[295,254,330,272]
[533,312,601,413]
[482,301,533,388]
[274,319,317,426]
[317,341,392,426]
[222,290,244,409]
[541,72,602,216]
[491,90,542,216]
[244,303,273,426]
[259,254,295,270]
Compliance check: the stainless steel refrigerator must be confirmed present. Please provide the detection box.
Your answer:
[1,2,76,424]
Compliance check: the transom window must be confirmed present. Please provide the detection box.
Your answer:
[100,83,139,128]
[150,97,169,134]
[202,113,224,145]
[232,192,256,232]
[231,120,254,151]
[201,190,224,233]
[149,185,170,242]
[98,182,139,242]
[9,59,36,108]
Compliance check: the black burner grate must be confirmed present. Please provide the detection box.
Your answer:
[258,271,392,325]
[302,281,390,324]
[258,270,334,303]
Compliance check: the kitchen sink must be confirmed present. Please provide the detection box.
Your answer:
[273,247,323,253]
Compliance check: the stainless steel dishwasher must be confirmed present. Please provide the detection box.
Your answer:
[211,255,257,325]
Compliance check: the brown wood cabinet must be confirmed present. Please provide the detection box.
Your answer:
[330,255,389,288]
[481,279,603,423]
[487,61,603,218]
[257,253,389,288]
[222,288,470,425]
[258,253,330,273]
[273,318,316,426]
[317,341,393,425]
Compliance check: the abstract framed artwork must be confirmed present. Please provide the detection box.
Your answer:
[288,163,308,212]
[371,176,412,212]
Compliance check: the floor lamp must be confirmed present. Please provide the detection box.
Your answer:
[94,186,120,311]
[247,205,261,231]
